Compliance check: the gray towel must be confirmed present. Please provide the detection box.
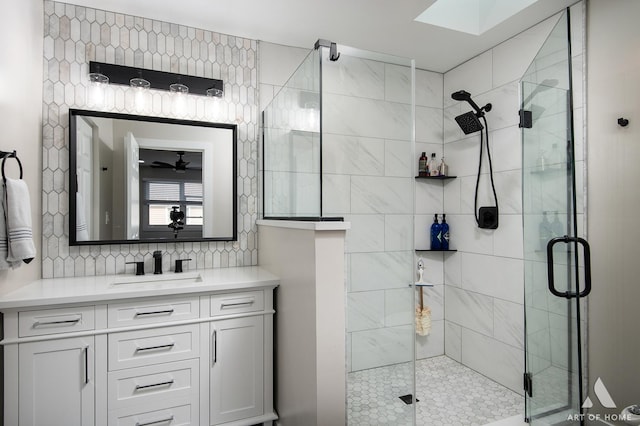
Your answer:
[4,178,36,264]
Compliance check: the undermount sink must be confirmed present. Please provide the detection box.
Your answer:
[111,271,203,286]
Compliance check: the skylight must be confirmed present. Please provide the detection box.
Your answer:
[415,0,540,35]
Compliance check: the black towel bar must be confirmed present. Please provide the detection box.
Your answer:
[1,150,23,181]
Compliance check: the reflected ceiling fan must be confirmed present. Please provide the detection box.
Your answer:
[150,151,191,172]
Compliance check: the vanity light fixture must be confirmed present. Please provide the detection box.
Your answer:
[89,61,224,98]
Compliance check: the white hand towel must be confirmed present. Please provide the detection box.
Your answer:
[75,192,89,241]
[4,178,36,264]
[0,183,15,270]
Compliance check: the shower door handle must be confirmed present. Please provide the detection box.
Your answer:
[546,236,592,298]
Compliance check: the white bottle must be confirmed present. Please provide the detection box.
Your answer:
[429,153,439,176]
[438,157,448,176]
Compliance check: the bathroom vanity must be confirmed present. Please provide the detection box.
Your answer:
[0,266,279,426]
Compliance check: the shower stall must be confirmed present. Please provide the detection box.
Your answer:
[261,40,418,425]
[261,6,587,424]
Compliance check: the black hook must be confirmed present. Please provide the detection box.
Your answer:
[1,150,23,182]
[329,42,340,62]
[618,117,629,127]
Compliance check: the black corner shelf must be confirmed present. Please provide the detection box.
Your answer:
[415,175,457,180]
[415,249,457,252]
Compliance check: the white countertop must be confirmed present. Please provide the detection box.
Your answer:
[0,266,279,310]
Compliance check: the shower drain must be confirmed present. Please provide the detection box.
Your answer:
[398,394,419,405]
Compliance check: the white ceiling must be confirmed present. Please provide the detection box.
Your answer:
[71,0,577,72]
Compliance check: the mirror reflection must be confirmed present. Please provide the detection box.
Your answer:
[69,109,237,245]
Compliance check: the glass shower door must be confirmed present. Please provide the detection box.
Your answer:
[521,9,589,425]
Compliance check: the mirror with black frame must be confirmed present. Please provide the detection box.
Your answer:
[69,109,237,245]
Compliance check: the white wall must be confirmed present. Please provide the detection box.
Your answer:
[258,222,347,426]
[586,0,640,415]
[0,0,43,293]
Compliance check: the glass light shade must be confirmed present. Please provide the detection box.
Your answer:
[87,72,109,107]
[206,87,223,98]
[130,77,151,113]
[170,83,189,116]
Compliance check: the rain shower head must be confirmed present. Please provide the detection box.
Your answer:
[455,111,484,135]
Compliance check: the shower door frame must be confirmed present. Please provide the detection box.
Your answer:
[522,7,589,425]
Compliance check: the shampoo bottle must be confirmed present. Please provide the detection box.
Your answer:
[440,214,450,250]
[419,152,428,177]
[438,157,448,176]
[429,153,439,176]
[430,214,441,250]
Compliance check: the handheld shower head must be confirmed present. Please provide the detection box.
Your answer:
[451,89,488,115]
[451,90,471,102]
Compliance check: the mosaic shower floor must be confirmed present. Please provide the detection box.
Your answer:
[347,355,525,426]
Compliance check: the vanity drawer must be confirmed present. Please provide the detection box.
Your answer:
[109,402,195,426]
[108,359,199,411]
[210,290,264,317]
[18,305,95,337]
[108,297,199,328]
[108,324,199,371]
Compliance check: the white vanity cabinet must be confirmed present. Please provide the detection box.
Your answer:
[0,267,279,426]
[18,336,96,426]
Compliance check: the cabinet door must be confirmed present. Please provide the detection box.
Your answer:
[19,336,95,426]
[210,316,264,425]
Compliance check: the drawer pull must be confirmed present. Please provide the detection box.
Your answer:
[134,379,174,391]
[135,343,175,353]
[220,300,254,308]
[33,317,81,327]
[135,415,174,426]
[212,330,217,364]
[134,309,175,317]
[84,346,89,385]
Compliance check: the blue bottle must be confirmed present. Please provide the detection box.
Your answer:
[430,214,441,250]
[440,214,450,250]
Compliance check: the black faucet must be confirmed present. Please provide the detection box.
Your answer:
[174,258,192,273]
[153,250,162,274]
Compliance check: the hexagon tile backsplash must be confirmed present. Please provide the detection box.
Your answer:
[42,1,259,278]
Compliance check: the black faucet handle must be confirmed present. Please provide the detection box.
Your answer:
[175,258,192,273]
[125,261,145,275]
[153,250,162,258]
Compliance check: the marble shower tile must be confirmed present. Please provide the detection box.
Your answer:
[494,298,524,349]
[460,252,524,303]
[384,139,411,178]
[415,319,444,359]
[322,174,351,215]
[493,213,524,259]
[444,320,462,362]
[385,215,413,252]
[461,328,524,393]
[347,290,385,332]
[384,288,413,327]
[323,55,385,100]
[416,105,443,144]
[416,69,443,108]
[323,93,411,141]
[344,214,385,253]
[350,251,413,292]
[443,51,492,109]
[351,325,413,371]
[445,286,494,336]
[323,134,384,176]
[351,176,412,214]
